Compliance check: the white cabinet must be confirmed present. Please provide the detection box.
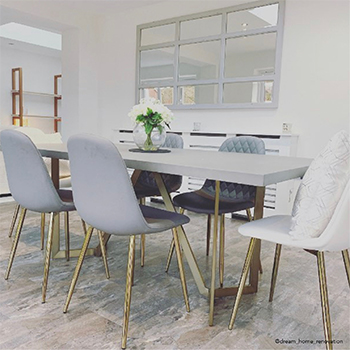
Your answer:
[113,129,299,217]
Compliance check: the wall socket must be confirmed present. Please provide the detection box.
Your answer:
[193,122,201,131]
[282,123,292,133]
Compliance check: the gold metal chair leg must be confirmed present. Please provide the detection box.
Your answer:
[206,214,211,256]
[172,227,190,312]
[317,251,332,350]
[341,250,350,288]
[5,208,27,280]
[81,219,87,235]
[121,235,136,350]
[63,226,94,313]
[269,244,282,302]
[42,212,55,303]
[8,204,20,238]
[40,213,45,250]
[246,208,253,222]
[228,237,257,330]
[219,214,225,288]
[140,198,146,267]
[165,238,175,273]
[98,230,110,279]
[64,212,69,261]
[140,234,145,267]
[246,208,263,274]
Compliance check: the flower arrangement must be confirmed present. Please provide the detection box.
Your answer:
[128,98,174,150]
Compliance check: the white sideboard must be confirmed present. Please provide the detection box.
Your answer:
[113,129,300,217]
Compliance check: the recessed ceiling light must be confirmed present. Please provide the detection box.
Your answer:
[241,23,248,27]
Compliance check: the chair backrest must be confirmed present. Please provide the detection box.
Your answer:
[0,129,67,213]
[136,133,184,192]
[200,136,266,200]
[67,133,152,235]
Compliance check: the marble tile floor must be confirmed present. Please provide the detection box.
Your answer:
[0,199,349,350]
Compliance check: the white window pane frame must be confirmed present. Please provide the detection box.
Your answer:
[136,0,285,109]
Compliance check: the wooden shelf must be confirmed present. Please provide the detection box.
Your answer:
[12,114,61,120]
[11,90,61,98]
[11,68,62,131]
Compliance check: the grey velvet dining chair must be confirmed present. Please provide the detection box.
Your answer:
[0,129,78,303]
[64,133,191,349]
[169,136,265,287]
[133,133,184,267]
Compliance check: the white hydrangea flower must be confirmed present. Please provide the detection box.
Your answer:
[128,98,174,126]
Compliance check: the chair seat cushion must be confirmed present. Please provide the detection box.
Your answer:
[173,191,254,215]
[140,205,190,233]
[239,215,332,250]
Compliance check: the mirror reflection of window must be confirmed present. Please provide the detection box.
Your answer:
[223,81,274,104]
[180,15,222,40]
[227,4,279,33]
[140,87,174,105]
[225,33,276,78]
[140,23,176,46]
[140,47,174,84]
[179,40,221,81]
[178,84,218,105]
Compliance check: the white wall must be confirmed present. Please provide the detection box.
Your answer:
[0,44,61,133]
[97,0,349,158]
[1,0,349,158]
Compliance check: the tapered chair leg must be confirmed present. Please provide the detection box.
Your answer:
[172,227,190,312]
[64,212,70,261]
[206,214,211,256]
[140,234,146,267]
[269,244,282,302]
[5,208,27,280]
[81,219,87,235]
[63,226,94,313]
[316,251,332,350]
[42,212,55,303]
[219,214,225,288]
[228,238,257,330]
[121,235,136,350]
[97,230,110,279]
[8,204,20,238]
[165,239,175,273]
[40,213,45,250]
[341,250,350,288]
[246,208,263,274]
[140,198,146,267]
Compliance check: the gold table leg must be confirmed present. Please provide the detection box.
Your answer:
[154,173,208,297]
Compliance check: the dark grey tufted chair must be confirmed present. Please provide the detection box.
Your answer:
[133,133,184,266]
[171,136,266,287]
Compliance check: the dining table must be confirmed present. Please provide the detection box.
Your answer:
[37,141,312,325]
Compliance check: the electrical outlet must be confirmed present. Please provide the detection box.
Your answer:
[282,123,292,133]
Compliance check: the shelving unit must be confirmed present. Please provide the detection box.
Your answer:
[11,67,62,132]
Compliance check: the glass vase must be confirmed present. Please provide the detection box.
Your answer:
[132,124,166,151]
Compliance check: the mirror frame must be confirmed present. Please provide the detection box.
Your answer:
[136,0,285,109]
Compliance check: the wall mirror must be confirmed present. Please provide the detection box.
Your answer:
[136,0,284,109]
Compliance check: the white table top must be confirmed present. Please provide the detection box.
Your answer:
[37,143,312,187]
